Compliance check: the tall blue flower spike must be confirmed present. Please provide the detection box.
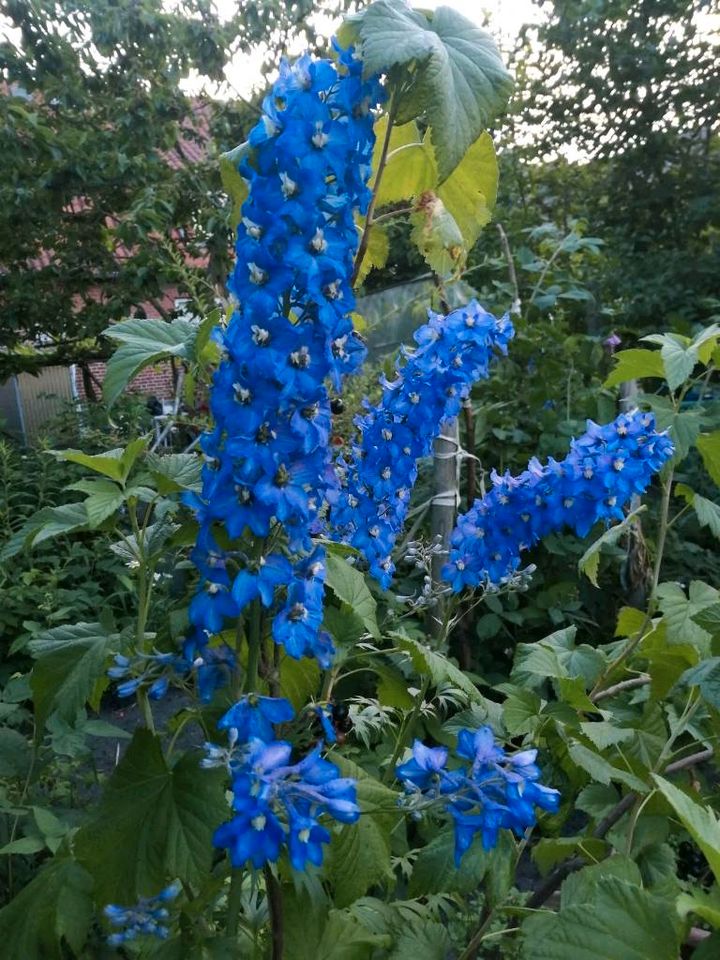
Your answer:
[396,727,561,865]
[443,409,674,592]
[204,696,359,871]
[330,300,514,587]
[182,46,383,668]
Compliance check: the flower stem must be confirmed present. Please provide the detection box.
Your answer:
[264,865,284,960]
[385,674,431,783]
[226,867,244,940]
[245,602,262,694]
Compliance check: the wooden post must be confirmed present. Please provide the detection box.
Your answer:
[429,417,459,638]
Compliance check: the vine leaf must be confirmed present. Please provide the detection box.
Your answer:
[102,317,196,405]
[0,858,93,960]
[344,0,512,180]
[653,774,720,883]
[29,621,119,732]
[325,553,380,639]
[603,348,665,388]
[436,130,497,248]
[75,730,228,902]
[521,876,681,960]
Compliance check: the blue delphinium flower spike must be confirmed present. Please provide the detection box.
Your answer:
[329,300,514,587]
[443,409,674,592]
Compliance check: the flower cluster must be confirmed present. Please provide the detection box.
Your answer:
[205,695,359,871]
[108,651,183,701]
[396,727,560,864]
[443,409,674,592]
[183,47,382,667]
[330,300,514,586]
[103,882,180,946]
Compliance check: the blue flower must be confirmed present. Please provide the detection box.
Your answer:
[330,301,513,587]
[443,409,674,592]
[396,726,560,865]
[211,734,359,871]
[104,882,180,946]
[218,695,295,742]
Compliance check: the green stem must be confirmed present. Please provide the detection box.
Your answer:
[351,92,399,286]
[137,687,155,733]
[226,868,244,940]
[264,865,284,960]
[385,674,430,783]
[245,602,262,694]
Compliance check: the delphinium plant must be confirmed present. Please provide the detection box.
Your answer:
[3,3,718,959]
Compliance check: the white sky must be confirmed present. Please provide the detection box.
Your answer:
[213,0,542,98]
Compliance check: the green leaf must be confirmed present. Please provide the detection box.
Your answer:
[219,140,251,229]
[603,348,666,388]
[576,783,621,821]
[351,1,512,181]
[656,580,718,651]
[679,657,720,708]
[278,653,320,711]
[653,774,720,884]
[503,688,542,735]
[325,757,399,907]
[356,222,390,285]
[325,554,380,639]
[691,602,720,636]
[645,395,701,461]
[0,727,31,777]
[28,621,117,732]
[103,317,196,405]
[579,721,634,751]
[371,117,436,206]
[0,858,93,960]
[567,741,647,792]
[521,876,681,960]
[697,431,720,487]
[657,338,698,391]
[578,507,645,587]
[390,919,452,959]
[675,483,720,537]
[393,632,483,702]
[0,837,46,856]
[409,825,488,896]
[677,888,720,928]
[0,501,90,561]
[375,664,415,709]
[437,131,497,248]
[75,731,228,901]
[409,191,465,277]
[146,452,203,493]
[560,857,642,908]
[283,888,390,960]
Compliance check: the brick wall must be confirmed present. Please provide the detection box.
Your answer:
[74,360,176,403]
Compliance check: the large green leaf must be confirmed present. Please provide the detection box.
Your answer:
[0,501,90,560]
[0,857,93,960]
[408,825,488,896]
[347,0,512,180]
[75,731,228,901]
[653,774,720,884]
[371,117,436,206]
[325,757,399,907]
[283,888,389,960]
[146,451,203,493]
[437,131,497,248]
[103,317,196,405]
[604,348,665,388]
[521,876,681,960]
[29,621,118,731]
[567,741,647,792]
[696,431,720,487]
[642,335,697,392]
[325,553,380,639]
[656,580,718,651]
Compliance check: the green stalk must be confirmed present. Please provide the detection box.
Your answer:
[226,868,244,940]
[244,601,262,694]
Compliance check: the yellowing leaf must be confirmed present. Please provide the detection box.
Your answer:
[355,222,389,285]
[437,131,498,249]
[409,192,465,278]
[371,117,436,207]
